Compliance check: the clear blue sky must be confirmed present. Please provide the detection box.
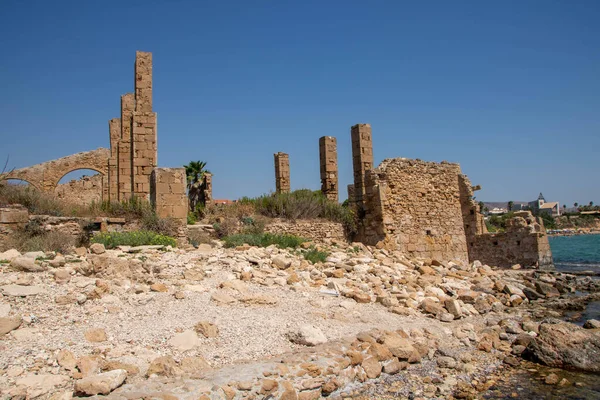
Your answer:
[1,0,598,207]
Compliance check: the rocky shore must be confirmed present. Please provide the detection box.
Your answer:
[0,240,599,399]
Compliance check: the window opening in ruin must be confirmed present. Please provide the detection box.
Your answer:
[517,240,521,246]
[493,241,499,246]
[55,169,104,204]
[470,209,475,215]
[426,230,432,236]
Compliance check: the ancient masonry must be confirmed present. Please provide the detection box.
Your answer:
[150,168,188,241]
[350,126,553,269]
[1,51,191,230]
[351,124,374,208]
[274,152,290,194]
[319,136,339,202]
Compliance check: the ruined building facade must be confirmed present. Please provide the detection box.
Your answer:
[351,125,553,269]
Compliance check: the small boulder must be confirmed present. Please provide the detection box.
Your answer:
[194,321,219,338]
[583,319,600,329]
[169,330,200,351]
[272,256,292,270]
[89,243,106,255]
[288,325,327,346]
[0,316,21,336]
[85,328,108,343]
[11,256,45,272]
[0,249,21,262]
[74,369,127,395]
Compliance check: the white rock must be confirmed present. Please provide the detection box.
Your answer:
[0,285,43,297]
[0,249,21,261]
[0,303,10,318]
[11,256,45,272]
[288,324,327,346]
[16,374,69,398]
[169,330,200,351]
[74,369,127,395]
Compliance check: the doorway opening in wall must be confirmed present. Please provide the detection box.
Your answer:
[55,169,104,206]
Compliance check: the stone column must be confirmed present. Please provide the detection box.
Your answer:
[347,184,355,205]
[132,51,157,199]
[351,123,373,208]
[108,118,121,201]
[202,173,213,206]
[118,93,135,201]
[274,152,290,194]
[319,136,338,202]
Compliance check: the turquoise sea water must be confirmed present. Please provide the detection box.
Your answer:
[549,234,600,273]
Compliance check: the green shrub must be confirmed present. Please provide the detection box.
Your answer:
[187,212,197,225]
[303,247,329,264]
[91,231,177,249]
[223,233,305,249]
[2,230,76,253]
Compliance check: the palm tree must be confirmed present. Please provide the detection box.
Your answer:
[184,161,209,211]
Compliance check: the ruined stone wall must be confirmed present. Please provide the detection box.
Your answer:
[359,158,469,264]
[469,211,553,269]
[150,168,187,241]
[274,152,290,193]
[55,174,103,205]
[265,219,347,244]
[319,136,338,202]
[0,206,28,239]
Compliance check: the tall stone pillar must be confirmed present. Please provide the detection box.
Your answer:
[274,152,290,194]
[351,124,373,209]
[108,118,121,201]
[150,168,187,243]
[202,173,213,206]
[319,136,338,202]
[118,93,135,201]
[132,51,157,199]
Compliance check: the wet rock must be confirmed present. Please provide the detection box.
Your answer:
[524,320,600,372]
[583,319,600,329]
[535,282,560,298]
[74,369,127,395]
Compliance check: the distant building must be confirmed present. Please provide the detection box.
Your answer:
[528,193,560,217]
[510,203,527,211]
[488,207,507,215]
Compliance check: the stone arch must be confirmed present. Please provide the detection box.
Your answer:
[2,178,41,191]
[0,148,110,199]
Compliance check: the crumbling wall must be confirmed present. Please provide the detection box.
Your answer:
[469,211,553,269]
[359,158,469,264]
[351,124,373,208]
[265,219,347,244]
[0,206,29,239]
[55,174,103,205]
[150,168,187,241]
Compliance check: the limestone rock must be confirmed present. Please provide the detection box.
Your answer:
[288,325,327,346]
[272,256,292,270]
[0,316,21,335]
[150,283,168,292]
[383,359,407,374]
[74,369,127,395]
[15,374,69,398]
[0,249,21,261]
[383,334,416,360]
[445,299,462,318]
[147,356,181,377]
[169,329,200,351]
[0,302,10,317]
[361,356,382,379]
[524,321,600,372]
[195,321,219,338]
[535,281,560,298]
[57,349,78,371]
[210,291,237,304]
[1,284,43,297]
[89,243,106,255]
[180,356,211,375]
[85,328,107,343]
[184,269,205,281]
[54,269,71,284]
[11,256,45,272]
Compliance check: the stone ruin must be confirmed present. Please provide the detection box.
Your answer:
[1,51,553,268]
[274,123,553,269]
[0,51,189,238]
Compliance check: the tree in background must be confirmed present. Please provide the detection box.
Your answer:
[507,201,514,211]
[184,161,210,212]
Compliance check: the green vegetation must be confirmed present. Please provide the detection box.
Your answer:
[91,231,177,249]
[303,247,329,264]
[485,212,515,233]
[184,160,210,212]
[187,212,197,225]
[222,233,305,249]
[241,189,356,234]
